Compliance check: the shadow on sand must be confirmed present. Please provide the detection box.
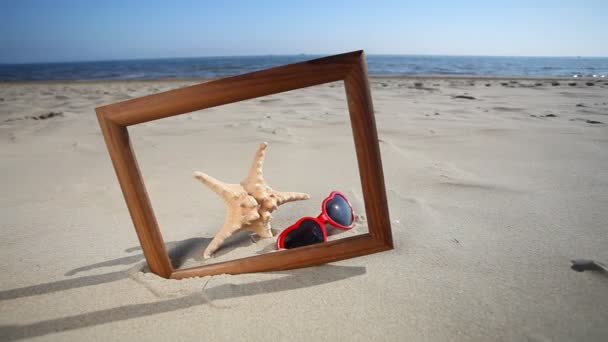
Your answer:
[65,229,260,276]
[0,231,267,302]
[0,237,212,301]
[0,236,366,341]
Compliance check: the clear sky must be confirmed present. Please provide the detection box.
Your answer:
[1,0,606,63]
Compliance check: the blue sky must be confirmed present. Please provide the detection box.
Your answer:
[0,0,606,63]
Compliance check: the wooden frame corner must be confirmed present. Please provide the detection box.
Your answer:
[95,50,393,279]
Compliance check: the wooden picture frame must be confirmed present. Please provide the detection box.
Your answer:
[95,50,393,279]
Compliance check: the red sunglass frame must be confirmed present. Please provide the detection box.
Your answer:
[276,191,355,249]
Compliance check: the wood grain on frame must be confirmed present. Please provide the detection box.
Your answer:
[96,50,393,279]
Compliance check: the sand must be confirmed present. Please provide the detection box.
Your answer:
[1,77,607,341]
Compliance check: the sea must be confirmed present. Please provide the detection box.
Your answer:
[1,55,607,81]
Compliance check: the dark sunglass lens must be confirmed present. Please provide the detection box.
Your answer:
[283,220,324,249]
[325,194,353,227]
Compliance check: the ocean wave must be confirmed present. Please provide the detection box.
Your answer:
[1,55,607,81]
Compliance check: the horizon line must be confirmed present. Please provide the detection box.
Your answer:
[2,53,608,65]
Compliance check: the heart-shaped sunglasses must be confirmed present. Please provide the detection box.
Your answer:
[276,191,354,249]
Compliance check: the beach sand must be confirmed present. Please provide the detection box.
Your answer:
[1,77,607,341]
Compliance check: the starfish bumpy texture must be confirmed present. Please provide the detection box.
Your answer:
[194,142,309,258]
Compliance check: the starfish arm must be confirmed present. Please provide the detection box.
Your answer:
[203,205,243,259]
[245,210,273,237]
[241,142,268,190]
[247,219,274,238]
[274,190,310,206]
[195,171,247,201]
[194,171,229,197]
[195,169,264,257]
[203,223,241,259]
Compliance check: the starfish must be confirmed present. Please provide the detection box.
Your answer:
[194,172,260,259]
[194,142,309,258]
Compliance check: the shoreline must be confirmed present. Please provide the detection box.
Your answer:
[1,74,607,85]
